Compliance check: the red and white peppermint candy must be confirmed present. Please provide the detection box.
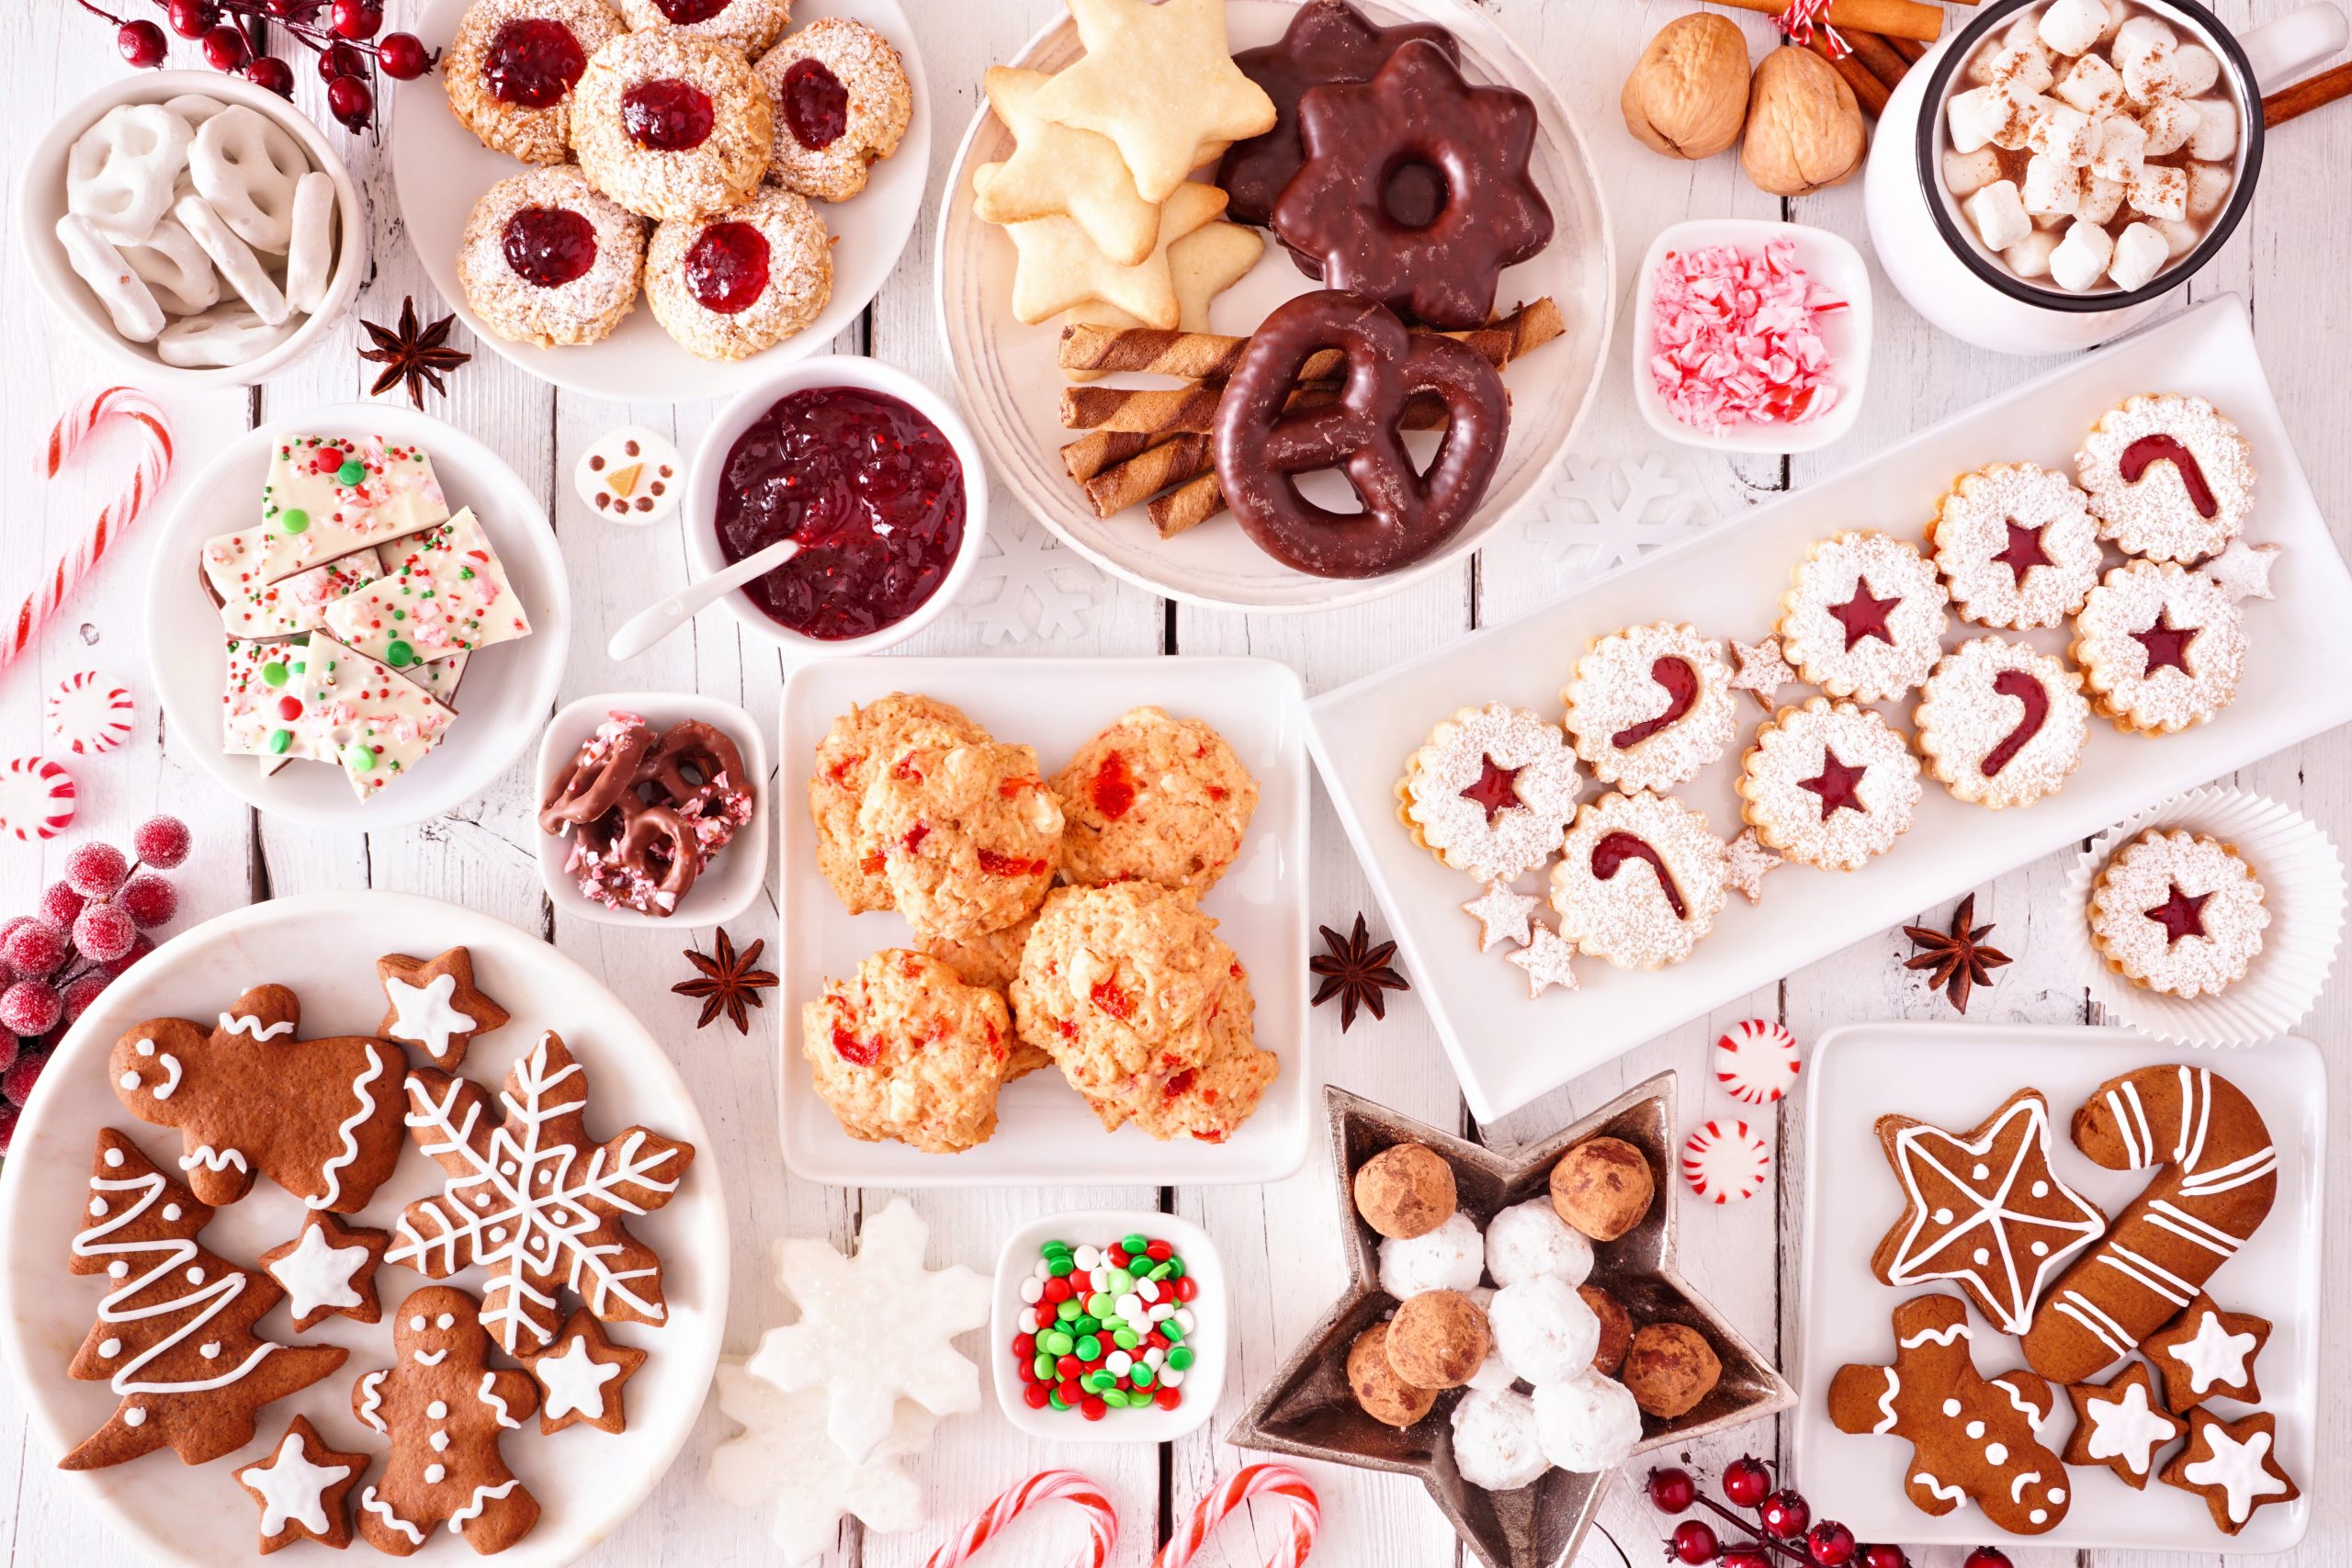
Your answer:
[0,757,77,842]
[45,671,134,755]
[926,1470,1117,1568]
[1682,1119,1771,1205]
[1713,1019,1800,1106]
[1156,1464,1319,1568]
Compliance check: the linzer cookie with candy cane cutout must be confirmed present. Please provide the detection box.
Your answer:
[1777,531,1951,701]
[2086,828,2267,997]
[2076,394,2256,564]
[1397,702,1583,885]
[2071,559,2246,734]
[1927,462,2103,630]
[1915,637,2091,810]
[1562,623,1738,795]
[1548,790,1728,970]
[1736,697,1923,871]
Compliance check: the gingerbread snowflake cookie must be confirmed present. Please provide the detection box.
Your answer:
[1547,790,1728,970]
[1397,702,1583,885]
[1736,698,1923,871]
[2062,1361,2184,1488]
[1563,622,1739,793]
[2071,560,2246,734]
[2087,829,2268,998]
[354,1286,542,1556]
[1915,637,2091,810]
[1928,461,2102,628]
[754,18,913,202]
[1777,530,1950,701]
[2161,1408,2300,1534]
[2077,393,2256,564]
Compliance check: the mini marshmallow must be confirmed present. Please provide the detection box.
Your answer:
[2091,114,2148,181]
[2113,16,2178,58]
[121,215,220,316]
[156,302,296,367]
[2027,103,2097,165]
[1947,86,2009,154]
[1995,87,2056,150]
[2049,218,2116,291]
[2128,163,2189,220]
[2172,43,2221,96]
[2156,217,2201,255]
[54,213,166,342]
[2098,0,2131,42]
[2078,173,2127,224]
[2120,36,2180,106]
[2187,161,2233,218]
[1979,41,2056,97]
[174,192,288,326]
[1943,145,2005,197]
[189,106,306,254]
[2005,228,2064,278]
[66,104,192,246]
[2004,11,2049,53]
[2189,96,2239,160]
[2039,0,2109,57]
[2109,220,2171,289]
[283,170,336,315]
[1966,179,2033,251]
[2033,209,2071,231]
[2055,53,2126,115]
[2139,96,2198,155]
[2022,152,2085,216]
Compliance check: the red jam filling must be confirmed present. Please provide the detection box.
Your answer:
[650,0,733,18]
[483,18,584,109]
[714,388,967,641]
[2120,434,2219,518]
[1992,520,2052,588]
[621,78,716,151]
[684,221,771,314]
[501,206,597,288]
[1611,656,1698,750]
[1458,755,1521,825]
[1827,578,1900,649]
[1590,830,1687,919]
[2144,882,2212,944]
[900,821,929,854]
[780,56,850,150]
[831,1022,878,1066]
[1091,752,1137,819]
[1981,669,2047,778]
[1797,746,1870,819]
[2132,611,2199,676]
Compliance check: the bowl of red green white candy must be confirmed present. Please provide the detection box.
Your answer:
[992,1210,1224,1443]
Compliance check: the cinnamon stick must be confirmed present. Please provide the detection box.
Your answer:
[1707,0,1942,41]
[1806,30,1892,116]
[1058,298,1563,382]
[2263,61,2352,126]
[1885,33,1928,61]
[1843,29,1913,89]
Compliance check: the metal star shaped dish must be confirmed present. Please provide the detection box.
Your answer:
[1903,892,2012,1013]
[358,297,471,408]
[1229,1077,1796,1568]
[673,927,777,1033]
[1309,913,1410,1031]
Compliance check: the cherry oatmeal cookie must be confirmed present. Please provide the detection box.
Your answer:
[1099,968,1276,1143]
[616,0,794,57]
[570,28,774,220]
[856,741,1064,941]
[1050,706,1259,897]
[444,0,626,164]
[754,18,912,202]
[808,693,989,915]
[645,186,832,359]
[458,166,648,347]
[921,914,1050,1080]
[800,949,1012,1154]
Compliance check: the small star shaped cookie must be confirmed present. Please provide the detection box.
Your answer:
[1730,636,1797,710]
[524,1308,649,1436]
[1027,0,1276,202]
[1723,827,1782,904]
[1462,882,1539,953]
[259,1211,390,1331]
[985,173,1227,328]
[234,1416,368,1554]
[376,945,510,1070]
[2061,1359,2184,1488]
[2143,1292,2269,1411]
[2162,1408,2299,1534]
[976,66,1157,265]
[1508,921,1580,998]
[2198,539,2280,603]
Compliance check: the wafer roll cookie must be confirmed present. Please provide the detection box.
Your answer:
[1084,435,1211,518]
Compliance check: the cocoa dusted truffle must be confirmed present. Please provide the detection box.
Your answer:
[1385,1290,1491,1390]
[1550,1135,1657,1241]
[1579,1284,1634,1375]
[1347,1322,1438,1427]
[1620,1322,1723,1417]
[1352,1141,1458,1240]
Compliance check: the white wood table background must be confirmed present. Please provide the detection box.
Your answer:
[4,1,2347,1564]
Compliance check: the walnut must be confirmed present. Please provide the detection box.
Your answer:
[1742,45,1867,197]
[1623,14,1752,160]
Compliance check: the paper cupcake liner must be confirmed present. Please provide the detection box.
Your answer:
[2064,785,2346,1047]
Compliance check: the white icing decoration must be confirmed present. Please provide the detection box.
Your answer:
[2083,1379,2176,1474]
[2184,1425,2288,1524]
[1984,1442,2007,1465]
[447,1478,523,1532]
[2010,1470,2039,1502]
[359,1485,425,1545]
[435,1313,455,1329]
[98,1337,121,1357]
[70,1162,278,1396]
[200,1341,220,1358]
[356,1370,389,1433]
[1942,1397,1962,1416]
[179,1145,250,1174]
[309,1041,388,1211]
[426,1400,447,1418]
[424,1463,447,1483]
[478,1370,521,1428]
[1966,1419,1986,1438]
[429,1430,450,1451]
[535,1334,620,1421]
[384,971,475,1064]
[2170,1310,2257,1393]
[238,1429,354,1537]
[153,1053,182,1100]
[412,1348,448,1367]
[136,1040,154,1055]
[2098,1244,2196,1306]
[123,1405,145,1426]
[410,1314,426,1330]
[103,1147,124,1167]
[267,1224,368,1319]
[2054,1290,2136,1359]
[1899,1323,1971,1348]
[119,1071,141,1090]
[1990,1375,2045,1427]
[220,1012,296,1041]
[1873,1367,1901,1434]
[1912,1472,1969,1504]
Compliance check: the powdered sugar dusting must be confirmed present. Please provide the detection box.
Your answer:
[1647,238,1845,432]
[1779,531,1951,701]
[1738,698,1923,871]
[1462,881,1540,953]
[1916,637,2090,809]
[1548,789,1729,969]
[1931,462,2102,629]
[2076,393,2256,563]
[1564,622,1738,792]
[1401,703,1583,884]
[1723,827,1781,904]
[458,165,648,347]
[2071,560,2245,733]
[2088,828,2267,998]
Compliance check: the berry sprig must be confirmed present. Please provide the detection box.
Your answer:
[1649,1458,2008,1568]
[73,0,435,132]
[0,816,192,1156]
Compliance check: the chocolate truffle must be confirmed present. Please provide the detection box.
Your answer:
[1353,1142,1458,1239]
[1620,1322,1723,1417]
[1347,1322,1438,1427]
[1386,1290,1491,1390]
[1579,1284,1634,1375]
[1551,1135,1657,1241]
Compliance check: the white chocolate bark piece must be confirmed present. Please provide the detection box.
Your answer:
[201,434,449,599]
[322,508,533,667]
[219,546,383,639]
[303,632,458,801]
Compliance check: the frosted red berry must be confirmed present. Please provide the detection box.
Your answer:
[132,816,192,869]
[0,1101,17,1156]
[1648,1467,1698,1514]
[4,919,69,980]
[62,971,112,1022]
[40,881,87,929]
[1,981,62,1039]
[1760,1492,1811,1540]
[1722,1457,1772,1507]
[1808,1521,1857,1567]
[74,903,137,964]
[119,874,179,930]
[104,933,156,978]
[2,1049,47,1106]
[0,1033,17,1077]
[1670,1520,1719,1564]
[1721,1551,1772,1568]
[66,842,130,898]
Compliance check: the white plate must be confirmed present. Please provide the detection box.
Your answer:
[390,0,929,402]
[778,657,1312,1185]
[1791,1022,2323,1552]
[0,892,728,1568]
[933,0,1615,613]
[1307,297,2352,1122]
[143,403,571,831]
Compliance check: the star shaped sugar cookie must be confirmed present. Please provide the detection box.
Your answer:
[976,66,1159,265]
[1064,219,1264,344]
[984,170,1227,329]
[234,1416,368,1554]
[260,1211,390,1331]
[1723,827,1782,904]
[1462,881,1539,953]
[1730,636,1796,710]
[524,1308,648,1435]
[1509,921,1581,998]
[2162,1408,2300,1535]
[1027,0,1276,202]
[2061,1359,2184,1488]
[2198,539,2280,603]
[377,944,510,1070]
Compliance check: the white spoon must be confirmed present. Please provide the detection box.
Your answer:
[606,537,799,661]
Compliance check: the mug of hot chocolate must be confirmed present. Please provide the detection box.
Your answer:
[1864,0,2346,355]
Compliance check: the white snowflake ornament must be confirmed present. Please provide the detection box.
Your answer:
[707,1360,934,1566]
[2198,539,2280,603]
[1526,455,1702,571]
[746,1198,989,1462]
[967,511,1102,644]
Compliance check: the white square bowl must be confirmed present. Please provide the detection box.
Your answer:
[534,691,771,927]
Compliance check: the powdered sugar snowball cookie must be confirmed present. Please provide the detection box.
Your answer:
[443,0,628,164]
[754,18,912,203]
[1532,1370,1645,1472]
[2077,393,2256,563]
[858,741,1062,942]
[570,29,775,221]
[2071,560,2245,734]
[1564,623,1739,793]
[2087,828,2268,998]
[800,950,1013,1153]
[1777,530,1951,701]
[1452,1388,1549,1492]
[1377,1210,1486,1300]
[1487,1274,1600,1386]
[46,671,135,755]
[0,757,77,841]
[1737,698,1924,871]
[1713,1019,1799,1106]
[617,0,794,56]
[458,165,647,348]
[1483,1198,1594,1289]
[1549,789,1729,969]
[1928,461,2103,628]
[1916,637,2091,809]
[1397,703,1583,885]
[1681,1118,1771,1204]
[808,693,990,915]
[645,186,832,360]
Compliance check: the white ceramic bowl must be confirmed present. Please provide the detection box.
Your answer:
[990,1210,1223,1444]
[535,691,773,928]
[19,70,366,389]
[684,355,989,660]
[1631,217,1872,456]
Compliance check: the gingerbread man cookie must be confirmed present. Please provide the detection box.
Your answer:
[234,1415,369,1554]
[353,1286,541,1556]
[376,945,510,1071]
[2061,1360,2183,1488]
[259,1211,390,1331]
[1826,1292,2071,1534]
[108,984,407,1213]
[2161,1408,2299,1534]
[523,1308,648,1435]
[2143,1292,2269,1411]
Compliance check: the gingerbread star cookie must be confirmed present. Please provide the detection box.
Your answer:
[523,1308,649,1435]
[976,66,1158,265]
[260,1211,391,1331]
[235,1415,369,1554]
[376,945,510,1071]
[1026,0,1277,203]
[2143,1292,2269,1411]
[2161,1408,2299,1534]
[981,170,1227,328]
[2062,1360,2184,1488]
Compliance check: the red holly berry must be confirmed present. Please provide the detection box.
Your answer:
[1759,1492,1812,1540]
[326,73,374,130]
[1858,1546,1905,1568]
[246,54,296,96]
[377,31,430,79]
[118,874,178,930]
[119,20,169,67]
[201,22,250,71]
[65,842,130,899]
[1807,1521,1857,1567]
[74,903,137,964]
[132,815,192,869]
[1721,1551,1772,1568]
[1669,1520,1719,1564]
[62,971,112,1022]
[1722,1457,1773,1507]
[40,881,87,930]
[103,933,155,978]
[332,0,384,37]
[1962,1550,2012,1568]
[0,982,62,1040]
[0,1032,17,1077]
[320,40,367,78]
[1647,1467,1699,1514]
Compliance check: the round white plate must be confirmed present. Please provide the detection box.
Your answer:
[390,0,930,402]
[934,0,1615,613]
[143,403,571,831]
[0,892,728,1568]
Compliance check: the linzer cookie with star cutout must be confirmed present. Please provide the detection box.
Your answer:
[2071,560,2246,734]
[2087,828,2268,998]
[1397,702,1583,885]
[1914,637,2091,810]
[1736,697,1922,871]
[1547,789,1728,970]
[2077,393,2256,564]
[1562,623,1739,795]
[1927,461,2103,630]
[1776,530,1950,702]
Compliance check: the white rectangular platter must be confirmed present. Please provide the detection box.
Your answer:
[1790,1022,2324,1551]
[778,657,1311,1185]
[1306,297,2352,1122]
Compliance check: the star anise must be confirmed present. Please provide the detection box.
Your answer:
[672,927,777,1034]
[1902,893,2012,1013]
[1309,913,1410,1032]
[358,297,470,408]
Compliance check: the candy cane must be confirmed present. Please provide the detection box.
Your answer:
[926,1469,1118,1568]
[1155,1464,1320,1568]
[1777,0,1851,58]
[4,388,175,674]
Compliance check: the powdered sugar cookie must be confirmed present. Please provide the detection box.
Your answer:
[1396,702,1583,885]
[1928,461,2103,628]
[570,29,774,220]
[1713,1019,1799,1106]
[2071,560,2245,734]
[2077,393,2256,563]
[616,0,794,55]
[1563,622,1739,793]
[1508,922,1581,998]
[1462,882,1539,953]
[1915,637,2091,809]
[1680,1118,1770,1204]
[754,18,911,202]
[1737,697,1924,871]
[458,165,647,348]
[2199,539,2279,603]
[1451,1388,1546,1490]
[1532,1370,1643,1471]
[443,0,628,164]
[1777,530,1951,701]
[2087,828,2267,998]
[645,185,831,359]
[1548,789,1728,970]
[1723,827,1781,904]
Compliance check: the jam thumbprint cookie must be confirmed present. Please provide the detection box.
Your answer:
[1549,790,1729,970]
[2070,559,2246,734]
[1915,637,2090,810]
[1777,530,1951,702]
[1397,703,1584,885]
[1562,622,1738,795]
[571,29,773,220]
[616,0,794,57]
[458,166,647,347]
[2087,829,2268,998]
[1737,697,1923,871]
[1928,461,2102,630]
[2077,393,2256,564]
[445,0,626,164]
[801,949,1012,1154]
[645,185,831,359]
[754,18,913,202]
[1049,705,1259,897]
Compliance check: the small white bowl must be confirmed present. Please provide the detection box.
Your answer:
[684,355,989,660]
[1631,217,1872,456]
[991,1210,1224,1444]
[20,71,367,389]
[535,691,772,928]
